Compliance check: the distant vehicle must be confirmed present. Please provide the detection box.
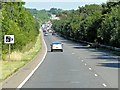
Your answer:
[49,29,52,33]
[44,32,48,36]
[43,29,46,32]
[52,32,56,35]
[51,42,63,52]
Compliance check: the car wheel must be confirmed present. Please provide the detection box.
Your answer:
[51,49,53,52]
[61,49,63,52]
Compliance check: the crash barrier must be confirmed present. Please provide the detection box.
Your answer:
[60,34,120,52]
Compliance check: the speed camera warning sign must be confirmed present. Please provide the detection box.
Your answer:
[4,35,14,44]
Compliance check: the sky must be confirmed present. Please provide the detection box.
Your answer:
[23,0,108,10]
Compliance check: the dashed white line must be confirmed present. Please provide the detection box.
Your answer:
[72,53,75,54]
[94,74,98,77]
[81,60,84,62]
[89,68,92,70]
[102,83,107,87]
[85,63,87,66]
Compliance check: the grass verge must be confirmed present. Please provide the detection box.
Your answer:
[0,34,42,82]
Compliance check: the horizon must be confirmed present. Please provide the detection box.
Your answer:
[23,0,108,10]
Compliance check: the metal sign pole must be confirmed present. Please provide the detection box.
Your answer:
[9,44,11,61]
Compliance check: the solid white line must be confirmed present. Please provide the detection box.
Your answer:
[102,83,107,87]
[17,33,47,88]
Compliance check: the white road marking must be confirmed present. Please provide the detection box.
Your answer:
[72,53,75,54]
[17,31,47,88]
[94,74,98,77]
[85,63,87,66]
[81,60,84,62]
[89,68,92,70]
[71,81,80,84]
[102,83,107,87]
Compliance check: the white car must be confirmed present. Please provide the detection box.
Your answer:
[44,32,48,36]
[51,42,63,52]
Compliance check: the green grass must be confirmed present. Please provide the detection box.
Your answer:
[0,61,27,82]
[0,34,42,82]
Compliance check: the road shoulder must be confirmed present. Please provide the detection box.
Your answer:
[2,31,47,88]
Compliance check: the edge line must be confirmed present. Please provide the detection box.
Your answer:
[17,31,47,88]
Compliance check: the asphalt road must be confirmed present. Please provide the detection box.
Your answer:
[22,33,119,88]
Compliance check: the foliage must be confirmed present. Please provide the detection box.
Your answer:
[0,34,42,81]
[28,9,50,24]
[48,8,63,15]
[2,2,40,55]
[52,2,120,47]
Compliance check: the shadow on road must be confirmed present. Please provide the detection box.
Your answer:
[60,40,77,45]
[97,63,120,68]
[60,37,120,68]
[91,55,119,61]
[73,46,89,49]
[47,50,63,53]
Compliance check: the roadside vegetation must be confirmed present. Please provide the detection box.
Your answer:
[27,9,50,25]
[0,34,42,81]
[2,2,40,56]
[1,2,49,81]
[52,1,120,48]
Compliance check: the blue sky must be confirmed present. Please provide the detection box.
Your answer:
[23,0,108,10]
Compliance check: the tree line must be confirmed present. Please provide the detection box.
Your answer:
[27,9,50,24]
[52,1,120,48]
[2,2,40,55]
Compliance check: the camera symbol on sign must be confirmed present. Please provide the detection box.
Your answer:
[6,36,13,42]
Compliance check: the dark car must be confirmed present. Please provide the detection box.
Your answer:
[52,32,56,35]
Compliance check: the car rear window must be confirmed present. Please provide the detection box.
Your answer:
[52,42,62,44]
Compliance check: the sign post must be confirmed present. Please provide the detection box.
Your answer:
[4,35,14,61]
[9,44,11,61]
